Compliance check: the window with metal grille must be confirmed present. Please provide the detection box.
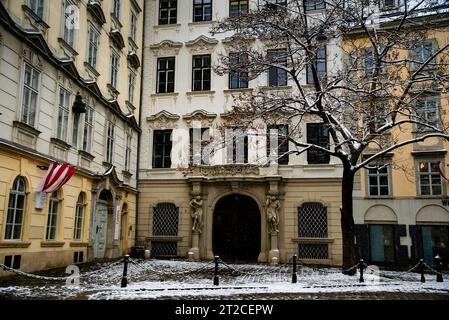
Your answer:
[307,123,330,164]
[298,202,328,238]
[152,203,179,236]
[159,0,177,25]
[298,244,328,260]
[151,241,177,257]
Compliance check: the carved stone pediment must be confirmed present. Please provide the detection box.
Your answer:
[87,0,106,25]
[222,34,255,50]
[146,110,180,129]
[150,40,183,56]
[183,109,217,127]
[184,164,259,177]
[110,29,125,49]
[185,35,218,53]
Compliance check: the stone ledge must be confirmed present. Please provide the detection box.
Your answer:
[69,241,89,248]
[146,236,183,241]
[40,241,65,248]
[0,241,31,248]
[292,238,335,244]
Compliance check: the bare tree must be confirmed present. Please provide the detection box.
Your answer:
[210,0,449,273]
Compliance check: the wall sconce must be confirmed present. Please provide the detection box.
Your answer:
[72,92,87,114]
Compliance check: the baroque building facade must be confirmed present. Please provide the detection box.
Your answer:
[0,0,143,274]
[138,0,344,265]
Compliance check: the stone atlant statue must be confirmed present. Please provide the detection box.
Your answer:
[266,195,280,234]
[190,196,203,233]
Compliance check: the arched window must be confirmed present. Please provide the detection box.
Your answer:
[120,203,127,241]
[5,177,26,240]
[73,193,84,240]
[46,191,60,240]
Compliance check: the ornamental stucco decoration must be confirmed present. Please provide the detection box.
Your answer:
[182,109,217,127]
[149,40,183,56]
[146,110,180,129]
[184,164,259,177]
[185,35,218,54]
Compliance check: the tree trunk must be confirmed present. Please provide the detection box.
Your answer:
[341,164,357,275]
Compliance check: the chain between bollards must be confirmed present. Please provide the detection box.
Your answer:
[121,254,129,288]
[213,256,219,286]
[418,259,426,283]
[292,254,297,284]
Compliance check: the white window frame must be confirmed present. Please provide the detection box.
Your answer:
[73,194,84,240]
[130,11,137,42]
[87,24,100,69]
[57,87,71,142]
[82,105,94,153]
[110,49,120,89]
[366,164,391,197]
[45,192,59,241]
[4,177,26,241]
[415,97,440,131]
[62,0,77,48]
[128,70,136,104]
[106,121,115,163]
[125,133,132,171]
[20,63,40,127]
[28,0,45,19]
[113,0,121,20]
[418,161,443,196]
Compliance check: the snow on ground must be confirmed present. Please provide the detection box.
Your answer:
[0,259,448,300]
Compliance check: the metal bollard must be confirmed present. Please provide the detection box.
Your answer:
[419,259,425,283]
[121,255,129,288]
[358,259,365,283]
[213,256,219,286]
[435,255,443,283]
[292,254,297,284]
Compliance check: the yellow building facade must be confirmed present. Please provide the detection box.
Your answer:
[0,0,143,274]
[345,13,449,267]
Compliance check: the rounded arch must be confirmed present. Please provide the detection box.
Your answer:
[364,204,398,223]
[99,189,114,202]
[209,190,265,217]
[212,193,261,262]
[416,205,449,224]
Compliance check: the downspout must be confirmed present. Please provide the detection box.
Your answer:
[135,0,147,249]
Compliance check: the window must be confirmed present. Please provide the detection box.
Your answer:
[21,63,39,126]
[120,204,128,241]
[267,49,287,87]
[422,226,449,267]
[63,0,77,47]
[419,161,442,196]
[267,125,289,165]
[57,87,70,142]
[87,25,100,69]
[383,0,397,10]
[28,0,44,19]
[3,255,21,269]
[192,55,211,91]
[414,97,440,131]
[106,121,115,163]
[128,71,136,104]
[369,225,395,263]
[130,12,137,42]
[229,0,248,16]
[153,129,172,168]
[46,191,59,240]
[72,113,80,147]
[306,123,330,164]
[367,164,390,196]
[152,203,179,257]
[307,46,326,84]
[229,52,248,89]
[110,49,120,89]
[304,0,325,11]
[190,128,211,165]
[82,106,94,153]
[228,128,248,164]
[363,47,386,76]
[157,57,175,93]
[125,134,132,171]
[73,194,84,240]
[410,40,437,71]
[159,0,177,25]
[112,0,120,20]
[297,202,328,260]
[193,0,212,22]
[5,177,26,240]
